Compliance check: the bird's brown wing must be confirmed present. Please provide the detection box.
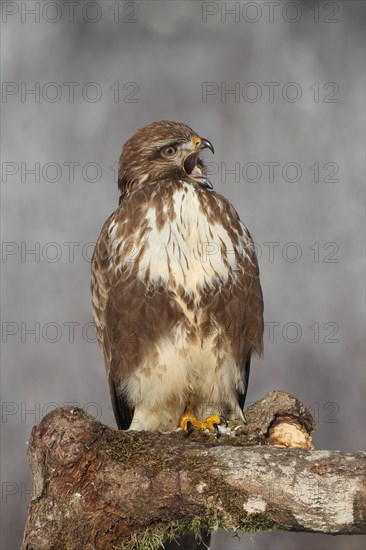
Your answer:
[91,210,135,429]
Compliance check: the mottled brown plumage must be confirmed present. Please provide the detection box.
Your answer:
[91,121,263,431]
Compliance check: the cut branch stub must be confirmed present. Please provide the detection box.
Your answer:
[243,390,316,449]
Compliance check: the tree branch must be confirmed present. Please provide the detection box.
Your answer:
[22,392,365,549]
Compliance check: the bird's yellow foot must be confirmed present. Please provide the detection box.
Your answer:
[179,411,222,437]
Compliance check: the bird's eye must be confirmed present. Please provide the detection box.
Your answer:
[162,145,177,158]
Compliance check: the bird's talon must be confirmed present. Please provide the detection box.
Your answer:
[185,420,194,436]
[220,415,228,427]
[213,423,221,438]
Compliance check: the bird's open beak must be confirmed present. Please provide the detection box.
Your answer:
[183,136,215,190]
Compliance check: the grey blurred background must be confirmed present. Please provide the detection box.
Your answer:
[1,1,365,548]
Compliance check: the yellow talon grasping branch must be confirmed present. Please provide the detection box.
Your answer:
[179,410,222,433]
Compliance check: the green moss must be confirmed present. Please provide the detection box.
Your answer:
[103,434,181,475]
[199,482,283,534]
[118,518,207,550]
[103,431,149,464]
[117,504,283,550]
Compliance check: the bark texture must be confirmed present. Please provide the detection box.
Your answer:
[22,391,366,550]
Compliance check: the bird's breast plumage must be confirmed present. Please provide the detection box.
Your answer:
[108,183,252,308]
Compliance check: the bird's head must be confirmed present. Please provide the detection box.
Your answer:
[118,120,214,197]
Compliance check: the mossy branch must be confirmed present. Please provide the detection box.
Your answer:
[22,392,366,549]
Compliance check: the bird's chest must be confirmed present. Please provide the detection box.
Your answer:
[136,186,239,292]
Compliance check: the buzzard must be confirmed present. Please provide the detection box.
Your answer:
[91,121,263,433]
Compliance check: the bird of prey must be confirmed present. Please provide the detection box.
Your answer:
[91,120,263,433]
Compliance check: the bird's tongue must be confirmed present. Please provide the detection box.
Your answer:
[189,165,204,179]
[184,153,204,180]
